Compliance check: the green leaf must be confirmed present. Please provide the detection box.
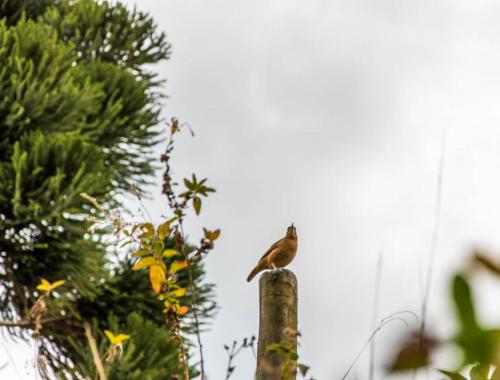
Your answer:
[151,239,164,254]
[139,223,155,240]
[198,185,215,196]
[184,178,194,190]
[162,249,179,258]
[266,343,281,352]
[438,369,468,380]
[203,228,221,241]
[193,197,201,215]
[132,249,150,257]
[470,363,490,380]
[491,367,500,380]
[453,274,478,333]
[157,217,175,240]
[266,343,290,355]
[297,364,310,377]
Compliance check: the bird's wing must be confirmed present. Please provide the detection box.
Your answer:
[258,238,283,262]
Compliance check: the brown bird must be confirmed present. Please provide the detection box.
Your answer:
[246,224,298,282]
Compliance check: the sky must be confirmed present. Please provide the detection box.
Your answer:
[5,0,500,379]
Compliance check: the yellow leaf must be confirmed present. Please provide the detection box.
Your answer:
[37,278,65,292]
[139,223,154,239]
[177,306,189,315]
[203,228,221,241]
[162,249,179,258]
[149,265,165,294]
[51,280,65,290]
[170,118,179,134]
[132,249,149,257]
[104,330,115,342]
[172,288,186,297]
[111,334,130,345]
[157,217,176,240]
[193,197,201,215]
[170,261,188,274]
[105,330,130,345]
[37,278,51,292]
[132,256,157,270]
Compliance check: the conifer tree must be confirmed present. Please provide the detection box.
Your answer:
[0,1,216,378]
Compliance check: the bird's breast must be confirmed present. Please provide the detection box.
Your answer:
[267,239,297,268]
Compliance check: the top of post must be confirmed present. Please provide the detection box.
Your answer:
[259,269,297,287]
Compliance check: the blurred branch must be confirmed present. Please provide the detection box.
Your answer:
[473,250,500,276]
[420,128,446,339]
[83,321,107,380]
[369,251,383,380]
[224,336,256,380]
[0,316,65,328]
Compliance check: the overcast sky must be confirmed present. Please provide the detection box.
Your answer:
[6,0,500,379]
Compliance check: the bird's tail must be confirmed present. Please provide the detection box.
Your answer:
[246,264,264,282]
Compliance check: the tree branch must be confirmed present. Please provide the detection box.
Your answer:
[83,321,108,380]
[0,316,66,328]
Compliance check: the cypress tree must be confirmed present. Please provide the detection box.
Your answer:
[0,1,216,378]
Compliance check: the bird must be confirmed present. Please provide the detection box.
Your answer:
[246,223,298,282]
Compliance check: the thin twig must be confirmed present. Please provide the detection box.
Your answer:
[171,314,190,380]
[161,119,207,379]
[0,316,66,328]
[179,223,206,379]
[368,251,383,380]
[224,337,255,380]
[420,129,446,339]
[342,312,418,380]
[379,310,418,326]
[131,184,153,223]
[83,321,107,380]
[225,341,238,380]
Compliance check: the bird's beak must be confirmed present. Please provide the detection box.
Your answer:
[291,222,294,228]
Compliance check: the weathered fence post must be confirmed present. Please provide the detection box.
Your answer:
[256,269,298,380]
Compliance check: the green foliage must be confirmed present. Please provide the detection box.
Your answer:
[0,1,216,378]
[0,18,100,157]
[266,329,312,379]
[0,0,54,26]
[41,0,170,71]
[181,174,216,216]
[439,369,469,380]
[387,255,500,378]
[439,363,498,380]
[453,274,479,333]
[453,274,499,365]
[67,313,181,380]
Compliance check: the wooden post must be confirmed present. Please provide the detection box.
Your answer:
[256,269,298,380]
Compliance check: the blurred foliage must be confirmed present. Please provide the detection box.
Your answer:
[266,328,314,380]
[387,250,500,379]
[0,1,216,378]
[69,313,180,380]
